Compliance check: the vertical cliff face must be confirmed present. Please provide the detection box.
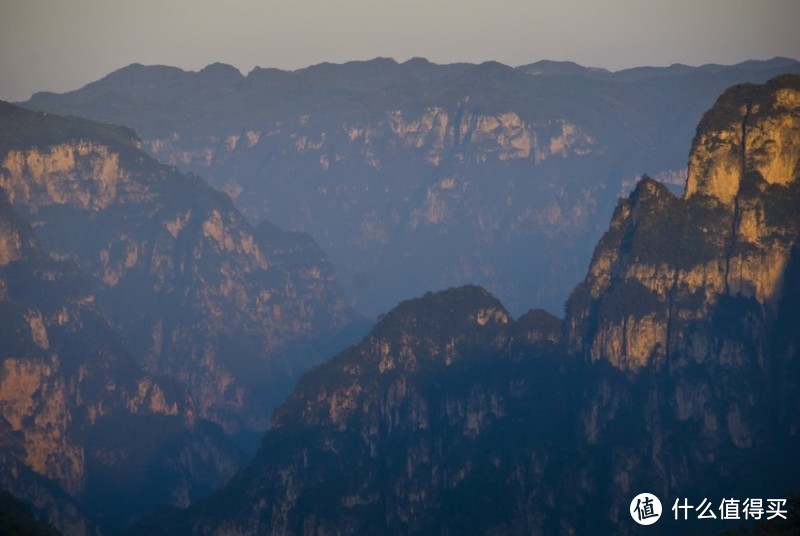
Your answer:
[0,103,359,438]
[0,189,243,535]
[566,75,800,371]
[133,76,800,536]
[561,75,800,529]
[1,188,109,499]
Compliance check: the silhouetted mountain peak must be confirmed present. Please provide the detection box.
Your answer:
[199,62,241,75]
[517,59,609,77]
[471,59,516,75]
[402,56,433,67]
[733,56,800,71]
[94,62,188,88]
[373,285,509,339]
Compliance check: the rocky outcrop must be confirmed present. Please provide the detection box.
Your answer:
[384,107,593,165]
[686,80,800,202]
[0,103,359,439]
[566,75,800,370]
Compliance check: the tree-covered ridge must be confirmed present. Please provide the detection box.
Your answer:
[0,101,139,157]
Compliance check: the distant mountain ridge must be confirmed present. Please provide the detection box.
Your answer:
[24,57,800,317]
[126,75,800,536]
[517,56,800,80]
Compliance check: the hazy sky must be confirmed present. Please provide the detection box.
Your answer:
[1,0,799,102]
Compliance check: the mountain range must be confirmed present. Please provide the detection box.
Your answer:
[124,75,800,535]
[0,62,798,535]
[23,57,800,317]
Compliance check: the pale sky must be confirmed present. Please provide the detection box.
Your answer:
[1,0,799,102]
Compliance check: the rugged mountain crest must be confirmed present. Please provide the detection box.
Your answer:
[687,75,800,202]
[133,286,572,536]
[0,190,243,534]
[131,76,800,536]
[0,103,358,438]
[274,285,511,429]
[566,75,800,370]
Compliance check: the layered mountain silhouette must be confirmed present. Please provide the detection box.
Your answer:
[128,75,800,535]
[24,57,800,317]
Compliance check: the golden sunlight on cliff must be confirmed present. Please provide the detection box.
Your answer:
[686,86,799,203]
[0,223,22,265]
[747,106,800,186]
[0,358,85,494]
[685,130,742,204]
[1,144,126,210]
